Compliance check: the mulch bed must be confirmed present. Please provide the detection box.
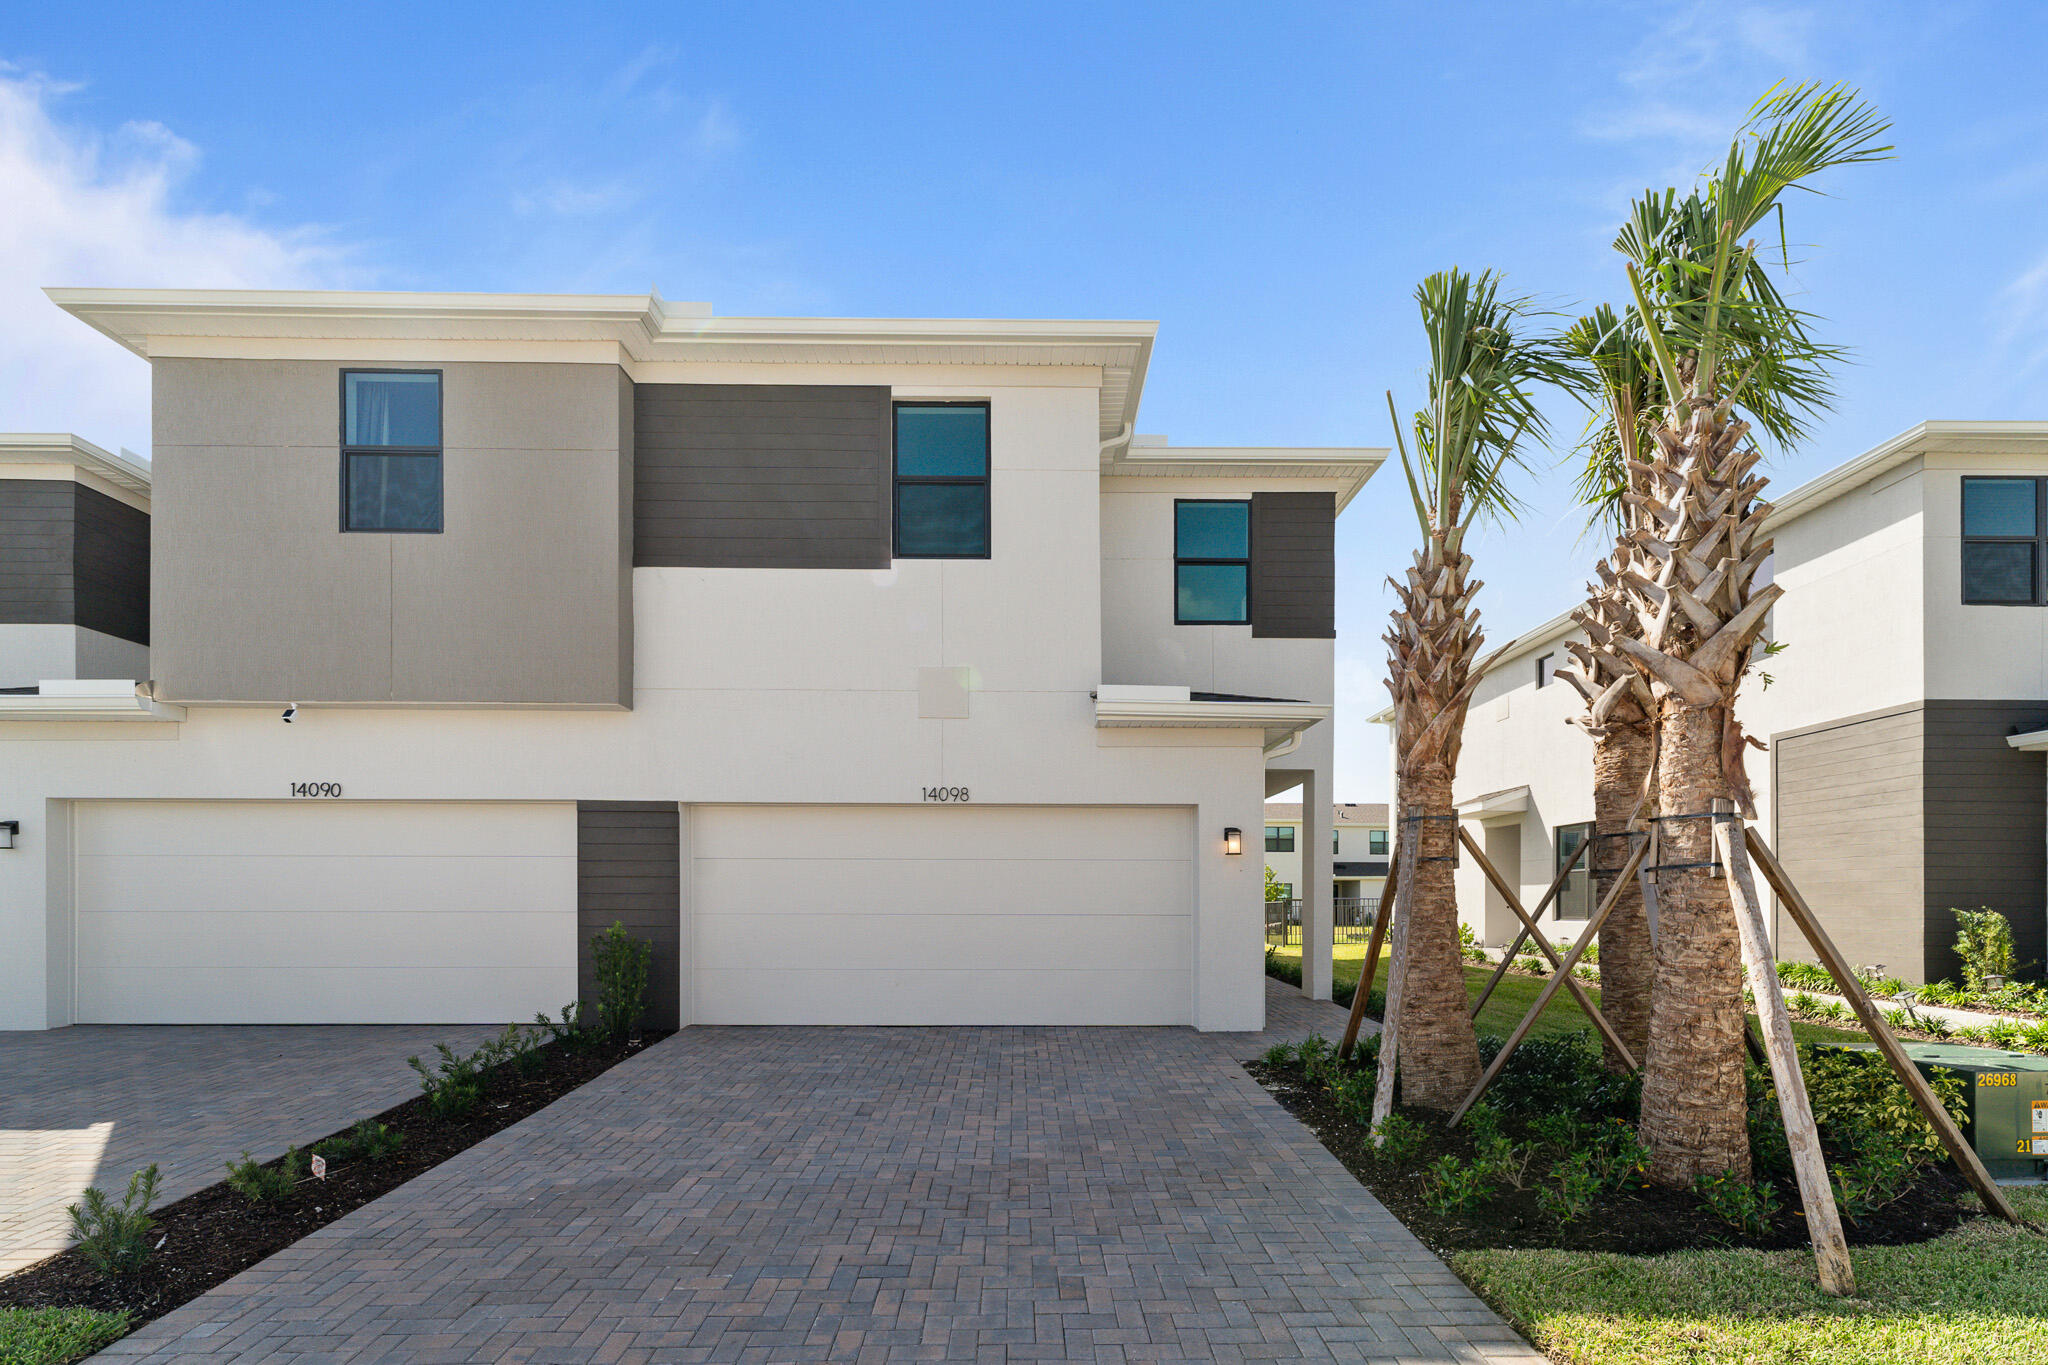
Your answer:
[0,1031,668,1330]
[1245,1056,1977,1258]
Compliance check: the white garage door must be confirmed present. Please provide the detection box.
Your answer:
[74,801,578,1024]
[691,805,1192,1025]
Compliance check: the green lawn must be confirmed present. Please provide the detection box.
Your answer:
[0,1307,130,1365]
[1268,943,1866,1046]
[1456,1187,2048,1365]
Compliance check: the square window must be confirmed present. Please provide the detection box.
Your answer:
[1368,829,1388,856]
[1175,499,1251,624]
[894,404,989,558]
[342,370,441,533]
[1964,478,2038,537]
[1264,825,1294,853]
[1964,541,2035,604]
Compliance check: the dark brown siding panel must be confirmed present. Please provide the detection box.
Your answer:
[576,801,680,1031]
[0,480,78,626]
[1249,491,1335,638]
[633,384,891,569]
[1922,701,2048,985]
[71,484,150,645]
[1772,706,1927,979]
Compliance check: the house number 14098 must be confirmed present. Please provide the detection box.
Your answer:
[922,786,969,802]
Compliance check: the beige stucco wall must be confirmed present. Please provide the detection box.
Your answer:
[149,358,631,706]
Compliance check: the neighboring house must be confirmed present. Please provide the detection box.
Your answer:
[1262,802,1390,908]
[0,435,150,690]
[1439,421,2048,985]
[0,287,1381,1031]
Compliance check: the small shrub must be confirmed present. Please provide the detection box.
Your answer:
[1586,1119,1652,1189]
[1536,1150,1601,1223]
[1472,1135,1537,1191]
[1527,1110,1581,1149]
[1263,947,1302,988]
[1420,1155,1491,1214]
[315,1120,405,1166]
[1462,1101,1504,1148]
[1925,1013,1954,1040]
[591,921,652,1042]
[1296,1033,1334,1084]
[1458,922,1488,963]
[1881,1006,1913,1033]
[1776,961,1832,992]
[1954,1024,1989,1045]
[1787,990,1821,1016]
[1372,1114,1428,1161]
[1831,1145,1919,1221]
[408,1042,492,1117]
[1817,999,1852,1023]
[1989,1020,2026,1050]
[2021,1021,2048,1054]
[66,1164,160,1279]
[1260,1040,1296,1068]
[1693,1171,1782,1236]
[1480,1033,1637,1121]
[225,1146,305,1202]
[1803,1044,1967,1165]
[1917,978,1968,1008]
[1327,1070,1375,1125]
[1952,907,2021,992]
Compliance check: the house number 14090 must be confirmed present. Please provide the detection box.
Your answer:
[922,786,969,802]
[290,782,343,798]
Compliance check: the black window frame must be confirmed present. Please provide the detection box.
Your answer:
[1368,828,1389,857]
[1555,821,1594,920]
[1536,652,1557,687]
[1264,824,1295,854]
[1173,497,1252,625]
[892,400,991,560]
[1961,475,2047,606]
[340,368,444,534]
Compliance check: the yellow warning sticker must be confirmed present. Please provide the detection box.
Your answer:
[2035,1101,2048,1135]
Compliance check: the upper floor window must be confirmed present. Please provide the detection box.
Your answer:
[894,403,989,558]
[342,371,442,533]
[1536,652,1557,687]
[1368,828,1388,856]
[1961,476,2044,605]
[1265,824,1294,853]
[1175,499,1250,624]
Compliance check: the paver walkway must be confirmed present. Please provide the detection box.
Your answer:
[97,982,1529,1363]
[0,1023,499,1274]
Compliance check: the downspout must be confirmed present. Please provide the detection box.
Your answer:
[1099,422,1134,460]
[1263,728,1304,760]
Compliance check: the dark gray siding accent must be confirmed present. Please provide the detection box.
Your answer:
[1922,701,2048,985]
[1249,491,1335,638]
[0,480,150,644]
[0,480,74,626]
[633,384,892,569]
[1772,705,1926,978]
[71,484,150,645]
[577,802,680,1031]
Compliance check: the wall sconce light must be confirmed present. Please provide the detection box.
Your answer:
[1224,827,1242,856]
[0,821,16,850]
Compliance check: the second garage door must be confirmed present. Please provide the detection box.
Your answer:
[690,804,1192,1025]
[74,801,578,1024]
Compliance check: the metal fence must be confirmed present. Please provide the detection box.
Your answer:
[1264,897,1381,947]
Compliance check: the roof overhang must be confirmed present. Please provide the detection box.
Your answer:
[0,433,151,502]
[45,287,1158,446]
[2006,729,2048,752]
[1104,441,1385,511]
[1456,785,1530,821]
[1094,684,1328,750]
[0,680,182,722]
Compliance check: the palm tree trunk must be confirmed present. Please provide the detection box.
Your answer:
[1397,763,1481,1109]
[1638,703,1752,1182]
[1591,720,1654,1070]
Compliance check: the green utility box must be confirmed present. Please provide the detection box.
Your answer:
[1824,1040,2048,1180]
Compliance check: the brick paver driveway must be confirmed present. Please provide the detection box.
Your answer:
[99,984,1536,1363]
[0,1023,499,1274]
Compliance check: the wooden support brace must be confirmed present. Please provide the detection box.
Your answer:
[1370,811,1418,1140]
[1745,827,2022,1225]
[1714,806,1856,1297]
[1458,827,1638,1071]
[1447,835,1648,1127]
[1338,849,1399,1061]
[1467,835,1589,1020]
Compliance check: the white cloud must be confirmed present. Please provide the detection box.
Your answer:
[1581,1,1821,152]
[0,69,354,456]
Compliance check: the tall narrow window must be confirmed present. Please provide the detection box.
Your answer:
[1962,476,2043,605]
[894,402,990,558]
[1555,821,1593,919]
[1175,499,1250,623]
[1536,653,1557,687]
[1368,828,1389,856]
[342,371,442,532]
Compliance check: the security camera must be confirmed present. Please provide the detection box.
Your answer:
[282,703,298,724]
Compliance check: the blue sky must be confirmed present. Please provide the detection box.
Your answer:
[3,2,2045,800]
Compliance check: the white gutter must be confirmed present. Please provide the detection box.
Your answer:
[0,680,184,722]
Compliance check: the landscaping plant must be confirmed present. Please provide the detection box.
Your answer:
[65,1164,160,1280]
[1693,1170,1783,1236]
[408,1040,493,1117]
[1382,266,1580,1110]
[591,920,652,1043]
[1951,906,2021,992]
[224,1147,306,1203]
[313,1119,406,1166]
[1586,85,1891,1184]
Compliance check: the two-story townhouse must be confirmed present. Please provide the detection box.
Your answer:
[1261,802,1389,910]
[1436,421,2048,984]
[0,287,1380,1032]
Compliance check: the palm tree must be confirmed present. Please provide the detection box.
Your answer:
[1598,84,1891,1183]
[1384,267,1580,1110]
[1555,305,1661,1071]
